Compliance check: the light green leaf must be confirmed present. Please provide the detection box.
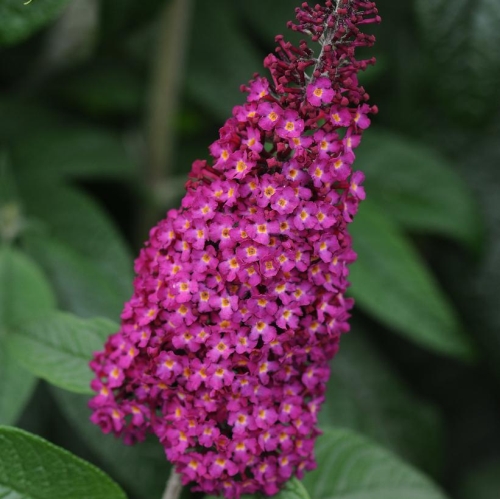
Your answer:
[302,428,449,499]
[12,126,137,180]
[320,329,442,474]
[0,248,54,423]
[349,200,476,360]
[52,388,170,498]
[205,477,310,499]
[0,0,71,46]
[0,426,126,499]
[276,479,311,499]
[7,312,118,394]
[415,0,500,120]
[187,0,262,120]
[358,130,482,249]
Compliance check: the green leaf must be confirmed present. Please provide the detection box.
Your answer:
[187,0,262,120]
[0,426,126,499]
[415,0,500,121]
[320,329,442,474]
[205,477,310,499]
[302,428,449,499]
[447,136,500,381]
[0,97,63,142]
[18,182,133,319]
[0,0,72,46]
[21,182,133,289]
[358,130,482,249]
[52,388,170,498]
[349,200,476,360]
[0,345,37,425]
[275,479,311,499]
[11,126,137,180]
[7,312,117,394]
[0,247,56,329]
[458,460,500,499]
[24,237,128,320]
[0,248,55,424]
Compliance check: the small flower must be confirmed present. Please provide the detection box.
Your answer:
[306,77,335,106]
[276,110,305,138]
[247,77,270,101]
[257,102,283,130]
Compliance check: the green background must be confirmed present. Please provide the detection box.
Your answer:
[1,0,499,498]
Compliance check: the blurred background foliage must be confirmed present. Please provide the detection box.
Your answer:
[0,0,499,498]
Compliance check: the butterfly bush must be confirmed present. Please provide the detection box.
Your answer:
[89,1,380,497]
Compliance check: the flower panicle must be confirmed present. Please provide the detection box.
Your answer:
[89,2,380,498]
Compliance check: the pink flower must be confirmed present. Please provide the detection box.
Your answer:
[243,127,263,153]
[276,110,305,138]
[89,1,380,497]
[247,77,270,102]
[257,102,283,131]
[306,77,335,106]
[330,106,353,127]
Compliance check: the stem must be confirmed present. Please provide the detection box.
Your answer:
[311,0,351,79]
[139,0,193,242]
[161,468,183,499]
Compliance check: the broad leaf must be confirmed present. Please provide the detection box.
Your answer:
[358,130,482,249]
[12,126,136,179]
[7,312,118,394]
[302,429,448,499]
[320,328,442,474]
[187,0,262,120]
[0,0,71,46]
[19,182,133,291]
[0,247,56,328]
[52,388,170,499]
[349,200,476,360]
[0,98,62,142]
[415,0,500,120]
[24,237,128,320]
[0,248,55,423]
[0,344,36,425]
[435,135,500,381]
[18,181,133,319]
[205,477,310,499]
[0,426,126,499]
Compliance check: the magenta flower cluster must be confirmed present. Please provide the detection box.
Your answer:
[89,1,380,497]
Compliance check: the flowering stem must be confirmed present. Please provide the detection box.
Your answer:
[161,468,182,499]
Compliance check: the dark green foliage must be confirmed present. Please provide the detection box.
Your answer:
[0,0,498,498]
[0,0,71,45]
